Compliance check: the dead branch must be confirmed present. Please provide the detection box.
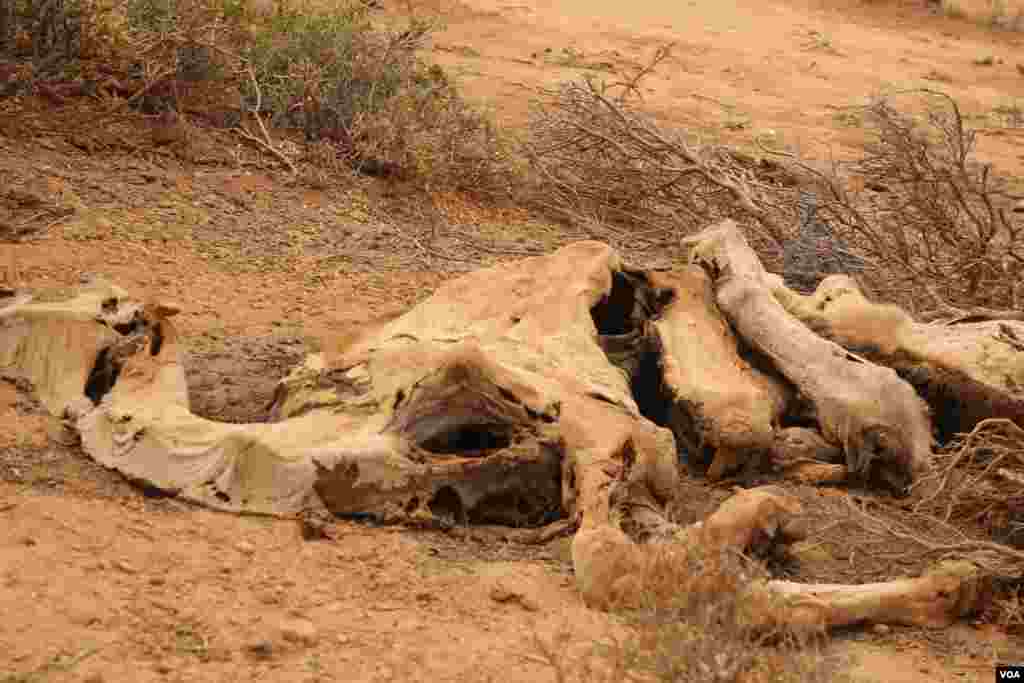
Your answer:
[603,43,674,100]
[762,90,1024,313]
[911,419,1024,541]
[843,494,1024,578]
[235,64,298,174]
[524,57,798,257]
[918,282,1024,323]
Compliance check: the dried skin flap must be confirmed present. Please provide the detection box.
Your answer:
[1,243,680,522]
[651,266,791,478]
[775,275,1024,437]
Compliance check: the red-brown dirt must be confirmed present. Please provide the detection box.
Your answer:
[3,0,1024,680]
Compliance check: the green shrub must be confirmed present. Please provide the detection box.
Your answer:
[2,0,132,63]
[243,4,386,132]
[1,0,517,194]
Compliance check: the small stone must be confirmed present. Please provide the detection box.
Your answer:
[279,618,318,647]
[872,623,891,636]
[150,599,178,614]
[149,576,166,586]
[259,590,281,605]
[154,661,173,675]
[300,517,332,541]
[336,634,351,645]
[373,602,404,612]
[515,593,541,612]
[114,560,138,574]
[489,580,540,612]
[490,584,515,603]
[236,541,256,554]
[67,607,102,626]
[246,640,274,659]
[21,537,37,547]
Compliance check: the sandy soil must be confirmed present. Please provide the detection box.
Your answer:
[427,0,1024,173]
[3,0,1024,681]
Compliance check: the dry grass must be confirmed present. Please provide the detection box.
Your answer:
[532,546,842,683]
[936,0,1024,29]
[939,0,970,20]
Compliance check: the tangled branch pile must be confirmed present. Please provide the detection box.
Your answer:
[844,490,1024,633]
[526,61,1024,312]
[914,419,1024,549]
[524,47,799,261]
[808,90,1024,314]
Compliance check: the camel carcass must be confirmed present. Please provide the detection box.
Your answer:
[0,229,996,631]
[770,272,1024,440]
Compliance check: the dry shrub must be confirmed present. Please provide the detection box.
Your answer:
[914,418,1024,548]
[265,18,519,195]
[1,0,111,63]
[807,90,1024,314]
[938,0,1024,30]
[353,75,521,197]
[829,489,1024,635]
[527,65,1023,311]
[524,46,800,260]
[533,546,840,683]
[0,0,515,192]
[858,418,1024,635]
[990,583,1024,633]
[232,4,518,193]
[0,0,233,80]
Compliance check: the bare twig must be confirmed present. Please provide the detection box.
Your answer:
[844,494,1024,577]
[235,64,297,174]
[911,419,1024,525]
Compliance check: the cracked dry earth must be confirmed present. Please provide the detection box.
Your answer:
[3,0,1024,680]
